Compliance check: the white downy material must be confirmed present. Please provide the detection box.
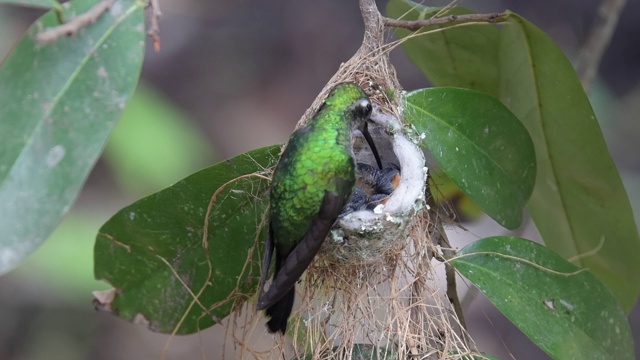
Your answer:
[326,105,427,263]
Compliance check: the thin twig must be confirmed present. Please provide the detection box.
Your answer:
[439,228,469,335]
[383,12,508,31]
[358,0,383,51]
[36,0,117,44]
[426,192,470,341]
[576,0,627,91]
[147,0,163,51]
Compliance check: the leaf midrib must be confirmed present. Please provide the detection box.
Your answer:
[511,16,580,261]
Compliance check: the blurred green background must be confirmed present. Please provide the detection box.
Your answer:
[1,1,639,359]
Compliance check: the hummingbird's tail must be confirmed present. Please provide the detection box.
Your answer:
[265,286,295,334]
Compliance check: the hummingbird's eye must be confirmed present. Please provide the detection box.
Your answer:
[355,99,372,117]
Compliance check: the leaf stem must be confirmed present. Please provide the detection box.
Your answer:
[383,12,508,31]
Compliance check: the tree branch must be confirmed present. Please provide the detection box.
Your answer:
[36,0,117,44]
[383,12,508,31]
[358,0,384,51]
[576,0,627,91]
[147,0,163,52]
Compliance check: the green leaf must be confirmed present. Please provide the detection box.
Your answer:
[0,0,58,9]
[386,1,500,95]
[405,87,535,229]
[387,2,640,310]
[499,13,640,310]
[452,236,633,360]
[104,83,216,196]
[94,145,280,334]
[0,0,145,273]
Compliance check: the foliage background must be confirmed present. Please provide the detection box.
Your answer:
[0,0,639,359]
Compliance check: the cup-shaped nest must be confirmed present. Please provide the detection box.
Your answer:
[323,105,427,263]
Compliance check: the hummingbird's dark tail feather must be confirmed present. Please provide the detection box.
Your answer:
[266,287,295,334]
[265,250,294,334]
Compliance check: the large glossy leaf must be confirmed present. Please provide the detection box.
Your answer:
[405,87,535,229]
[0,0,145,274]
[499,13,640,310]
[387,2,640,310]
[452,236,633,360]
[94,145,280,334]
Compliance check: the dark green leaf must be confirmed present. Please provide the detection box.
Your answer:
[0,0,145,273]
[499,13,640,310]
[94,145,280,334]
[405,87,535,229]
[452,236,633,360]
[386,1,500,95]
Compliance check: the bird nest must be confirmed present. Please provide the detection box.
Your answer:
[325,104,426,264]
[226,9,478,360]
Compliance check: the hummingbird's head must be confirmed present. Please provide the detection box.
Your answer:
[323,82,381,167]
[346,97,383,169]
[325,83,371,128]
[346,98,373,131]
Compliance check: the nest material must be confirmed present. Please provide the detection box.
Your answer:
[293,212,471,360]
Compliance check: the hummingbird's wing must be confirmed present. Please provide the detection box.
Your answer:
[256,226,274,304]
[256,189,347,310]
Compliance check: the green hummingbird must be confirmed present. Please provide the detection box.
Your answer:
[256,82,380,334]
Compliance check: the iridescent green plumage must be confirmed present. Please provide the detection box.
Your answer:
[256,83,374,334]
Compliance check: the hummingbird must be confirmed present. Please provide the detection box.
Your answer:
[256,83,380,334]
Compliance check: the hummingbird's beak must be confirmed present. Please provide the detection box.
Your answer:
[362,121,383,170]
